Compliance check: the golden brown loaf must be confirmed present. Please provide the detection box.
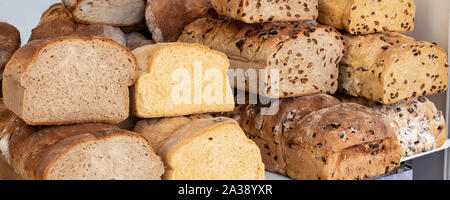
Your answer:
[338,32,448,104]
[336,94,447,157]
[317,0,416,35]
[179,18,346,98]
[211,0,318,23]
[134,116,265,180]
[0,22,21,74]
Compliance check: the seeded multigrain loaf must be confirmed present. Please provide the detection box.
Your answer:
[317,0,416,35]
[131,43,234,118]
[211,0,318,23]
[134,117,265,180]
[0,22,21,73]
[336,94,447,157]
[30,3,126,46]
[338,32,449,104]
[220,94,341,175]
[179,18,346,98]
[146,0,216,42]
[62,0,146,26]
[284,103,401,180]
[3,37,137,125]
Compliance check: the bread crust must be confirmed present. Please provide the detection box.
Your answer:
[0,22,21,74]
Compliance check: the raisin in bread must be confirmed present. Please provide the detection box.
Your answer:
[338,32,448,104]
[336,94,447,157]
[0,22,21,74]
[284,103,401,180]
[179,18,346,98]
[62,0,146,26]
[3,37,137,125]
[30,3,126,46]
[0,102,164,180]
[134,116,265,180]
[211,0,318,23]
[218,94,341,175]
[131,43,234,118]
[317,0,416,35]
[146,0,216,42]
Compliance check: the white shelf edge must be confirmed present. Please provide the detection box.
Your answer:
[265,139,450,180]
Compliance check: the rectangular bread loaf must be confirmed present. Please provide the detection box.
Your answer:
[317,0,416,35]
[338,32,448,104]
[0,100,164,180]
[211,0,318,23]
[336,94,447,157]
[179,18,346,98]
[131,42,234,118]
[134,116,265,180]
[3,37,137,125]
[30,3,126,46]
[220,94,402,180]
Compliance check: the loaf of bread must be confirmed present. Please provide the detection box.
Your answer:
[284,103,401,180]
[0,22,21,74]
[3,37,137,125]
[146,0,216,42]
[0,155,22,180]
[62,0,146,26]
[30,3,126,46]
[131,42,234,118]
[0,101,164,180]
[179,18,346,98]
[125,32,154,50]
[317,0,416,35]
[336,94,447,157]
[211,0,318,23]
[134,117,265,180]
[338,32,448,104]
[218,94,341,175]
[0,100,22,180]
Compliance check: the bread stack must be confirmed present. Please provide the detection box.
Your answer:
[0,0,448,180]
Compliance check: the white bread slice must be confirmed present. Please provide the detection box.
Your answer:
[134,117,265,180]
[62,0,146,26]
[131,43,234,118]
[30,3,126,46]
[2,37,137,125]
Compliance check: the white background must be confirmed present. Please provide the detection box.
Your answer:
[0,0,449,179]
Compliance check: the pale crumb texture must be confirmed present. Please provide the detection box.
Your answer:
[338,32,448,104]
[336,94,447,157]
[134,116,265,180]
[2,37,137,125]
[179,18,345,99]
[62,0,146,26]
[317,0,416,34]
[212,0,318,23]
[131,43,234,118]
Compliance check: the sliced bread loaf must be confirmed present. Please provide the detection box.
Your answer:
[317,0,416,35]
[146,0,216,42]
[3,37,137,125]
[131,42,234,118]
[211,0,318,23]
[338,32,448,104]
[134,116,265,180]
[62,0,146,26]
[179,18,346,98]
[30,3,126,46]
[0,22,21,73]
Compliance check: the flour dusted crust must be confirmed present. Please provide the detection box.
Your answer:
[211,0,318,23]
[338,32,448,104]
[336,94,447,157]
[179,18,345,98]
[317,0,416,35]
[284,103,401,180]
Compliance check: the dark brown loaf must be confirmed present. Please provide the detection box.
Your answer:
[283,103,401,180]
[211,0,318,23]
[178,18,345,98]
[30,3,126,46]
[0,22,21,74]
[218,94,341,174]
